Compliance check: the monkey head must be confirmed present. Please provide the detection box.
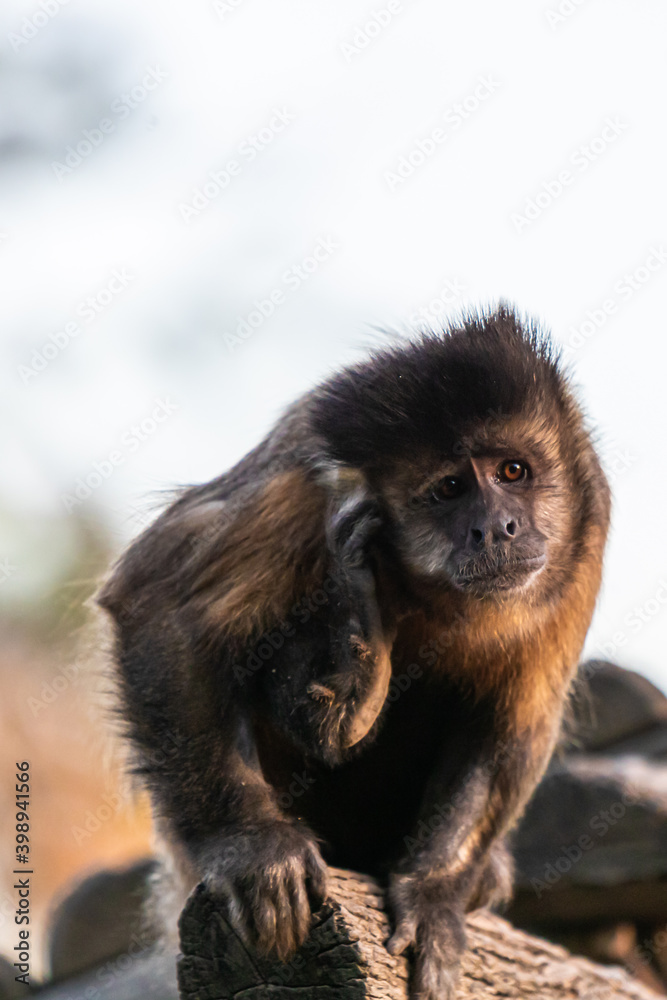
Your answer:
[311,307,606,606]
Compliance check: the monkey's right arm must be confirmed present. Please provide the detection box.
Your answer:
[97,465,392,955]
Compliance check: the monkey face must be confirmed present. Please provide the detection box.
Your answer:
[426,453,547,594]
[378,443,567,599]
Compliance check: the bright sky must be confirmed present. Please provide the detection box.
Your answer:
[1,0,666,689]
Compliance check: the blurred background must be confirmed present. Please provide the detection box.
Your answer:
[1,0,666,991]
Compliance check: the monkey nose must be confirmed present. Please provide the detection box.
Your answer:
[470,527,484,547]
[469,519,518,548]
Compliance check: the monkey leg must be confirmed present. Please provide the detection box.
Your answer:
[386,720,556,1000]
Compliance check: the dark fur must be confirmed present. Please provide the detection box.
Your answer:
[97,306,610,999]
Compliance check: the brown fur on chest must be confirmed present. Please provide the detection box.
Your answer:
[387,538,604,739]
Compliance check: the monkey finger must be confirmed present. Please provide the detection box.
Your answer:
[253,887,279,956]
[271,876,300,961]
[343,509,382,547]
[286,866,313,947]
[386,918,417,956]
[328,498,381,554]
[307,682,336,703]
[304,846,328,909]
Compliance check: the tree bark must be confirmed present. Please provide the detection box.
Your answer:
[177,868,661,999]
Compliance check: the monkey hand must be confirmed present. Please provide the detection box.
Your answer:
[387,871,467,1000]
[198,822,328,961]
[326,485,384,623]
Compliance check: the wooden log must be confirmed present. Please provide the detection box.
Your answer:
[177,868,662,999]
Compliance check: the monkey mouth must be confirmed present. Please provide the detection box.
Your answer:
[452,553,547,594]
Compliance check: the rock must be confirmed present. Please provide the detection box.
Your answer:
[27,951,176,1000]
[0,954,37,999]
[47,858,157,982]
[573,662,667,756]
[510,755,667,926]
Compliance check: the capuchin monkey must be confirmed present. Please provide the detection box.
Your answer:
[97,306,610,1000]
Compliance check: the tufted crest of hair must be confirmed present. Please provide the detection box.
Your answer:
[308,305,570,468]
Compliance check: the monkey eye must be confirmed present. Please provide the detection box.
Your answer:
[498,460,528,483]
[433,476,465,500]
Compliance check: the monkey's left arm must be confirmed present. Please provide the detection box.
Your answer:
[387,695,562,1000]
[253,484,396,763]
